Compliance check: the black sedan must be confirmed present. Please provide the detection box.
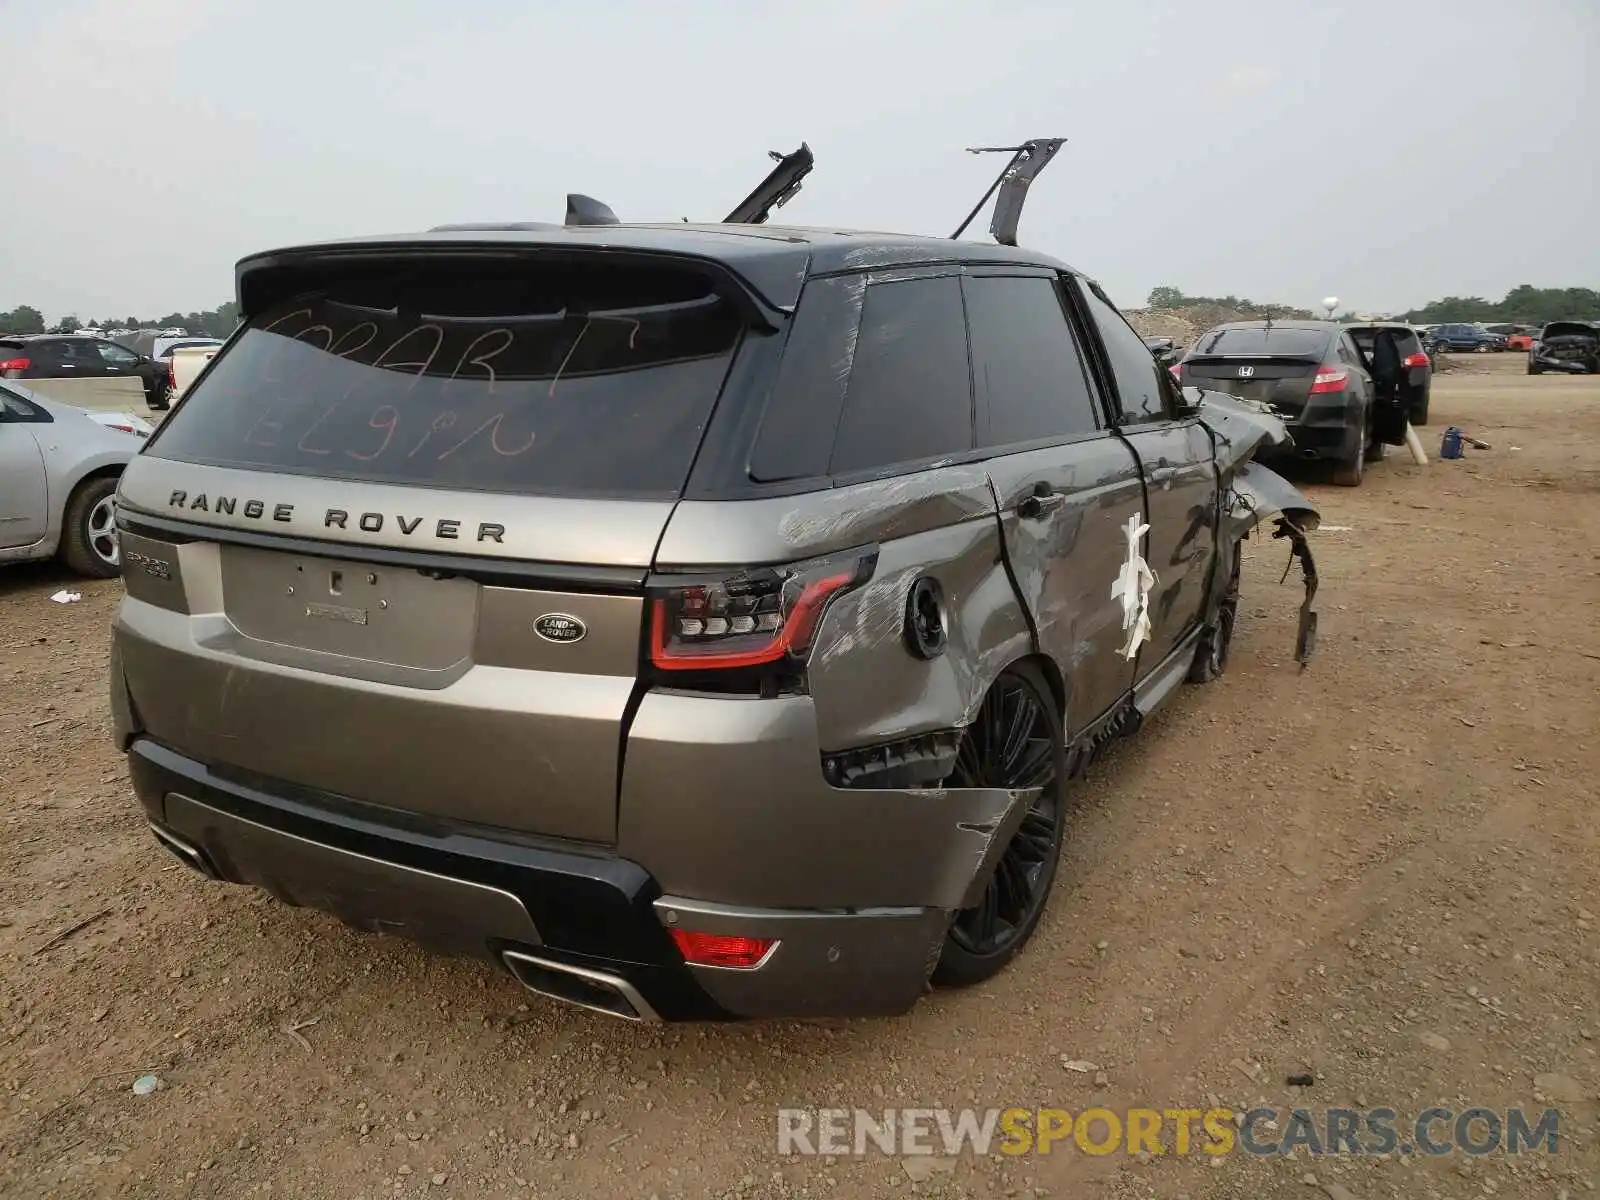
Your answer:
[1175,320,1409,487]
[0,335,171,408]
[1344,322,1433,424]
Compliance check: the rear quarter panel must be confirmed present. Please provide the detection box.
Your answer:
[654,464,1031,750]
[37,420,138,547]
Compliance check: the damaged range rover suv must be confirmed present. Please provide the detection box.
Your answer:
[111,141,1321,1021]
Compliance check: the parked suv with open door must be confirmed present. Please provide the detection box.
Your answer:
[1175,320,1408,486]
[1344,322,1433,424]
[111,151,1320,1022]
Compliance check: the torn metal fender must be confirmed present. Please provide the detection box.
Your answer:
[1224,460,1321,668]
[956,786,1039,910]
[1226,459,1321,537]
[1196,388,1295,469]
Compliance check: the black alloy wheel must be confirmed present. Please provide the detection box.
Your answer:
[933,662,1066,987]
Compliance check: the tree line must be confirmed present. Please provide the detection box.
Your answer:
[1146,284,1599,325]
[0,302,240,339]
[1399,285,1599,326]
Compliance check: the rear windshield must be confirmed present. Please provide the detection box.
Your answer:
[147,258,746,498]
[1190,327,1328,358]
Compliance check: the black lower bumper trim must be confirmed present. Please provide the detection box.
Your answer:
[127,738,730,1021]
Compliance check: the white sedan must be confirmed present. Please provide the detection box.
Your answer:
[0,382,147,577]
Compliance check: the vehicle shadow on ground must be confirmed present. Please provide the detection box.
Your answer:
[0,560,104,600]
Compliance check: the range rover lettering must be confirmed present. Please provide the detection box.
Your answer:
[111,142,1321,1020]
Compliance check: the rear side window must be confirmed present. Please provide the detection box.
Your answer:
[828,276,973,475]
[1078,283,1167,422]
[25,340,65,370]
[146,259,747,499]
[47,339,98,368]
[965,275,1100,446]
[748,275,859,483]
[1191,326,1330,358]
[1,387,47,420]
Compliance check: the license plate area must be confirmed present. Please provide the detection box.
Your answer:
[219,544,478,669]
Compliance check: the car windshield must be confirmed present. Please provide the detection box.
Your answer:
[1191,327,1328,357]
[145,258,749,499]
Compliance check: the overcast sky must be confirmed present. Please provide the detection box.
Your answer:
[2,0,1595,322]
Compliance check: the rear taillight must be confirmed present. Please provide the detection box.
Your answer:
[1309,364,1349,394]
[0,356,30,375]
[1168,363,1182,379]
[669,929,777,969]
[1402,351,1430,369]
[648,548,877,673]
[166,358,176,387]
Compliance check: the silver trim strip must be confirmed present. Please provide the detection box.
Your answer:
[501,949,660,1022]
[148,822,218,878]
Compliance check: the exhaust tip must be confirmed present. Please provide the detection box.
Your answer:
[502,950,659,1022]
[148,822,221,879]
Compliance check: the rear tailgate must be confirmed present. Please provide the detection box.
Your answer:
[116,248,761,845]
[1178,356,1320,413]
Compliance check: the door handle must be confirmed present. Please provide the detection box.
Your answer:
[1017,482,1067,520]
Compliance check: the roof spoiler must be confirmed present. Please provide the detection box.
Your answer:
[950,137,1067,247]
[723,143,814,225]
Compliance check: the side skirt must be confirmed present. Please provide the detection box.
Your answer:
[1132,626,1205,717]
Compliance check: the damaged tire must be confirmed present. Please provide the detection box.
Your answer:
[932,662,1066,989]
[1188,553,1240,684]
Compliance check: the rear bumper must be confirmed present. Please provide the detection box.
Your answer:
[127,737,948,1021]
[1266,396,1363,461]
[1530,352,1597,373]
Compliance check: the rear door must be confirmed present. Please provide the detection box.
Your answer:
[965,270,1143,730]
[1073,279,1217,675]
[115,252,757,845]
[23,339,74,379]
[94,339,152,398]
[1347,330,1406,445]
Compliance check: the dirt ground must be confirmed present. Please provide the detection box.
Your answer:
[3,354,1597,1199]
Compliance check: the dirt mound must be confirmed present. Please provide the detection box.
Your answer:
[1123,303,1316,348]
